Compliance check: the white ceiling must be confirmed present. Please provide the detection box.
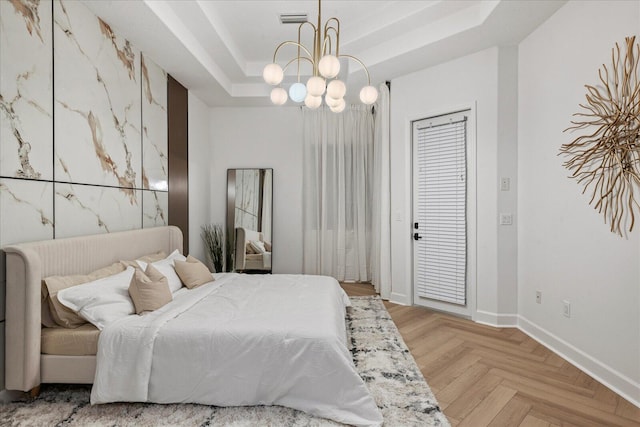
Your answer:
[83,0,566,107]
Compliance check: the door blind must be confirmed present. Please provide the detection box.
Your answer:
[414,114,467,305]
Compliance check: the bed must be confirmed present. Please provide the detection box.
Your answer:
[3,226,382,426]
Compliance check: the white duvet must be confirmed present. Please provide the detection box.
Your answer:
[91,273,383,427]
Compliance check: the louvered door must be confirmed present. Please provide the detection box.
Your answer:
[412,112,468,306]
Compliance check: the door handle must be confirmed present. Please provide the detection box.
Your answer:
[413,233,422,241]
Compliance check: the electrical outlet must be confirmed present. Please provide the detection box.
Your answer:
[536,291,542,304]
[500,213,513,225]
[563,300,571,318]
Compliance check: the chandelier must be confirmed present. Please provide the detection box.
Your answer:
[262,0,378,112]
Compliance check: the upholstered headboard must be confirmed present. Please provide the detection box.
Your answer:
[3,226,183,392]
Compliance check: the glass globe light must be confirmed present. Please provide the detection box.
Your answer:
[359,85,378,105]
[306,76,326,96]
[318,55,341,79]
[325,95,342,108]
[270,87,288,105]
[289,82,307,103]
[263,63,284,85]
[326,79,346,99]
[304,94,322,109]
[329,98,346,113]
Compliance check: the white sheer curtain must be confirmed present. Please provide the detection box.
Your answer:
[303,105,375,281]
[371,83,391,298]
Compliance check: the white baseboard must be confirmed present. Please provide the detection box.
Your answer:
[389,291,410,306]
[474,310,518,327]
[518,315,640,408]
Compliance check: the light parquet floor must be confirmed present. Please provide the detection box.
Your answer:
[341,282,640,427]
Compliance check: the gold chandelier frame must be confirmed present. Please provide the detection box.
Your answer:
[263,0,378,110]
[271,14,372,86]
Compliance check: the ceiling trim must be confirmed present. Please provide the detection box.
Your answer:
[143,0,234,95]
[82,0,567,107]
[195,0,249,77]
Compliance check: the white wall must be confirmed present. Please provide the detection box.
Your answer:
[518,0,639,403]
[496,47,519,319]
[188,92,212,263]
[390,47,519,323]
[209,107,304,273]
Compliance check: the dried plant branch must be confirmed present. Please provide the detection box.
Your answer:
[202,224,224,273]
[560,36,640,237]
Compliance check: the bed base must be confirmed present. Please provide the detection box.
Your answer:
[40,355,96,384]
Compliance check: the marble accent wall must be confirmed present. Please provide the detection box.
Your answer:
[0,0,55,245]
[55,184,142,237]
[54,0,141,190]
[0,179,54,244]
[0,0,53,182]
[143,190,168,228]
[0,0,169,389]
[141,54,168,228]
[142,54,168,192]
[1,0,168,242]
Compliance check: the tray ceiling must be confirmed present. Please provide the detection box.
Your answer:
[84,0,566,107]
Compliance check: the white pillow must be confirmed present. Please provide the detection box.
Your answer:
[136,249,186,293]
[168,249,186,261]
[249,240,267,254]
[57,267,136,330]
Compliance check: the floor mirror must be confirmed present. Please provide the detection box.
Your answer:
[226,168,273,273]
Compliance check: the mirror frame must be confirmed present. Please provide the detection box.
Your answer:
[226,168,273,273]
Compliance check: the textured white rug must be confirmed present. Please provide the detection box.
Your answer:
[1,296,449,426]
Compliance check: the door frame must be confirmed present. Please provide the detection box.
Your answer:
[409,102,477,320]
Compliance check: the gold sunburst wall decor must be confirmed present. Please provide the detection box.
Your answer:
[560,36,640,237]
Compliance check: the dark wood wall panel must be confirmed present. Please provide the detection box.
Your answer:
[167,75,189,254]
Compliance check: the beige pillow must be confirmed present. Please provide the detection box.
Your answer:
[43,262,126,328]
[174,255,213,289]
[128,264,172,314]
[246,242,257,254]
[264,241,272,252]
[120,251,167,269]
[41,294,57,328]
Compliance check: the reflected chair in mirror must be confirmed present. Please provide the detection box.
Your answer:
[235,227,272,272]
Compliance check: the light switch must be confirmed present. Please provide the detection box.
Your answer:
[500,177,510,191]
